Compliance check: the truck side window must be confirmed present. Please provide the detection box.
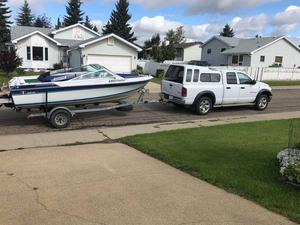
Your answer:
[186,69,192,82]
[193,69,199,82]
[237,72,252,84]
[226,72,238,84]
[200,73,221,82]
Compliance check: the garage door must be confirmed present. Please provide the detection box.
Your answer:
[87,55,132,73]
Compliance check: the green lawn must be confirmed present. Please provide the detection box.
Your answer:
[151,77,162,84]
[0,71,41,85]
[122,120,300,223]
[264,80,300,86]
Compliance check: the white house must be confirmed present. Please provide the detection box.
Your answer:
[9,23,142,73]
[201,36,300,68]
[174,42,202,62]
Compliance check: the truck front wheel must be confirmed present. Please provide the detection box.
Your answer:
[195,96,212,115]
[255,94,269,111]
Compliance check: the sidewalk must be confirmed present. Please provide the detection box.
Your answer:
[0,143,296,225]
[1,111,300,151]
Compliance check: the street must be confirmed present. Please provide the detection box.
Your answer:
[0,89,299,135]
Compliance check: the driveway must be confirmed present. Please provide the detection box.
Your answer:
[0,143,296,225]
[0,89,300,136]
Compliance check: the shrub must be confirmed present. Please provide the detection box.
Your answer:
[0,49,22,74]
[15,68,25,75]
[132,65,144,74]
[278,149,300,185]
[156,69,165,78]
[53,62,63,70]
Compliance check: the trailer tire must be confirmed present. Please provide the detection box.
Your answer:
[50,109,71,129]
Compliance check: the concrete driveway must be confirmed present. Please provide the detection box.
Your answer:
[0,142,296,225]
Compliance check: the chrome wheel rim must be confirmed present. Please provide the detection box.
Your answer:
[54,114,67,126]
[199,100,210,113]
[259,97,268,109]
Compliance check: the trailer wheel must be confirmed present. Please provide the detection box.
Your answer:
[50,109,71,129]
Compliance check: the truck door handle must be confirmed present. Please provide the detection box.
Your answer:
[241,87,245,89]
[226,87,231,89]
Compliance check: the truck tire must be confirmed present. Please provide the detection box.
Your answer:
[255,94,269,111]
[49,109,71,129]
[195,96,212,115]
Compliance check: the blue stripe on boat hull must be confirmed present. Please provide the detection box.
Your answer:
[15,87,142,108]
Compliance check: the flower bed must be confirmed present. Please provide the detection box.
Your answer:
[277,148,300,186]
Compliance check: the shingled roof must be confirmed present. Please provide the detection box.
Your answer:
[10,26,53,41]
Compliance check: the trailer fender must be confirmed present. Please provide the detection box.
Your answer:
[47,107,74,119]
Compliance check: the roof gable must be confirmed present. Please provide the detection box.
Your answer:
[51,23,100,39]
[78,33,142,51]
[11,31,61,45]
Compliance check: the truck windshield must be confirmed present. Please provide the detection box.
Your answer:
[165,66,184,83]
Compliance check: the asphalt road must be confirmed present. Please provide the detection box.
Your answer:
[0,89,299,135]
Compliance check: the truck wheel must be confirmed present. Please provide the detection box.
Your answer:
[195,96,212,115]
[50,109,71,129]
[255,94,269,111]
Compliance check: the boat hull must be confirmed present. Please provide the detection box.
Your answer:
[11,80,148,109]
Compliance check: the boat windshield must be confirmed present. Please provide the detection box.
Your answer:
[75,69,115,80]
[50,64,103,75]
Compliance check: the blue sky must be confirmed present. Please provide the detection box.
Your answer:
[8,0,300,44]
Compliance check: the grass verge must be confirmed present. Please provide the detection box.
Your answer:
[122,119,300,223]
[264,80,300,86]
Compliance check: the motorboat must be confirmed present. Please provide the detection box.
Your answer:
[3,64,153,109]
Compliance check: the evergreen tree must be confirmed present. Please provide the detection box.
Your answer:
[102,0,136,42]
[220,24,235,37]
[55,18,63,29]
[16,0,34,26]
[34,14,51,28]
[84,15,93,29]
[92,25,98,32]
[64,0,84,26]
[0,0,12,50]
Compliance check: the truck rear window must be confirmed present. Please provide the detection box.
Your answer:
[165,66,184,83]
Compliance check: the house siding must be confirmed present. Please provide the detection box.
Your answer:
[201,39,229,66]
[183,45,202,61]
[81,37,138,70]
[16,33,60,69]
[53,26,97,40]
[250,39,300,68]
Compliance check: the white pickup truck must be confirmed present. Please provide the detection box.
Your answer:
[161,64,272,115]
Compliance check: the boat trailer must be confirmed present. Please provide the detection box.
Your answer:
[1,89,158,129]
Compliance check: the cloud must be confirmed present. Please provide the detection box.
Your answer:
[230,14,268,37]
[91,20,103,31]
[104,0,279,15]
[273,5,300,25]
[132,14,269,45]
[272,5,300,36]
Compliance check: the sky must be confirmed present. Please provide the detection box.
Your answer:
[7,0,300,44]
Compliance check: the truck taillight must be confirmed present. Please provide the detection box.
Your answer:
[181,87,187,97]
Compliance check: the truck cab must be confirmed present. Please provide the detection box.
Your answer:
[161,64,272,115]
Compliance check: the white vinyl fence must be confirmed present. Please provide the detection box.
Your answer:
[138,60,300,81]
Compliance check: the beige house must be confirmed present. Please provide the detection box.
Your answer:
[9,23,142,73]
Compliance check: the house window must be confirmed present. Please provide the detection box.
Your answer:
[207,49,211,54]
[221,48,226,52]
[33,47,43,61]
[260,56,265,62]
[232,55,238,64]
[45,48,48,61]
[275,56,283,66]
[238,55,244,66]
[27,46,31,60]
